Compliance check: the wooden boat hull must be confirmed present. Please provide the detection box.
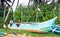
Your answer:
[8,17,57,33]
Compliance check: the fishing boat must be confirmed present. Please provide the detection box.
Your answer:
[8,17,57,33]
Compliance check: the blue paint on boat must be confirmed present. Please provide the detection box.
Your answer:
[8,17,57,33]
[51,25,60,34]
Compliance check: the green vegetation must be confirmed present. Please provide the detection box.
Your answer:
[0,17,4,28]
[0,29,60,37]
[14,3,60,24]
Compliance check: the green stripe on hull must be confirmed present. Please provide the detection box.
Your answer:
[40,27,51,32]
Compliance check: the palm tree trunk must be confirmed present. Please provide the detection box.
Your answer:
[3,7,11,28]
[17,0,19,7]
[13,0,19,21]
[3,0,15,28]
[28,0,30,6]
[3,3,6,18]
[4,8,11,22]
